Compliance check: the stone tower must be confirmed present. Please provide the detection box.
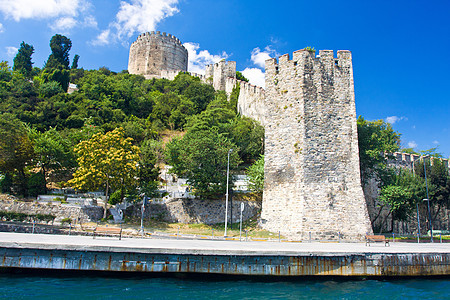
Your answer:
[205,60,236,91]
[260,49,373,241]
[128,31,188,78]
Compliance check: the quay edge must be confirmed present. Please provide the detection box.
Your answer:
[1,241,449,277]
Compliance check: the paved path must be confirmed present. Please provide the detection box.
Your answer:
[1,232,449,256]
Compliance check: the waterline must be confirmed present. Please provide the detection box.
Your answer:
[1,273,449,300]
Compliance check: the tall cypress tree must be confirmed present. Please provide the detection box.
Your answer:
[71,54,80,69]
[13,42,34,78]
[43,34,72,91]
[45,34,72,69]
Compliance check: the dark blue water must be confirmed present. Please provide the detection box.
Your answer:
[0,273,449,299]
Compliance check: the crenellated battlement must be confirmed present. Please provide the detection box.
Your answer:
[265,49,352,74]
[236,79,265,97]
[132,31,184,47]
[128,31,188,77]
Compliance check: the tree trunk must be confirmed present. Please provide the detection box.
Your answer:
[19,168,27,197]
[379,211,392,234]
[42,166,47,194]
[432,204,441,229]
[103,179,109,219]
[371,204,385,226]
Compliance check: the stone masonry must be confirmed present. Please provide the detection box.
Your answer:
[204,60,266,125]
[128,33,266,126]
[128,33,374,239]
[260,50,373,240]
[128,31,188,79]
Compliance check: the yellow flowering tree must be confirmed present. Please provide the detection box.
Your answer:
[68,128,140,218]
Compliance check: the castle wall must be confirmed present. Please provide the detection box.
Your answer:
[204,61,266,125]
[205,61,236,91]
[234,79,266,125]
[364,152,450,233]
[128,31,188,77]
[260,49,373,241]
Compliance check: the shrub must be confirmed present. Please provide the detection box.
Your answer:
[35,213,56,224]
[61,217,72,225]
[109,189,122,205]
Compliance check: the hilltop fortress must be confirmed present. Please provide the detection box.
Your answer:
[128,32,373,240]
[128,31,266,125]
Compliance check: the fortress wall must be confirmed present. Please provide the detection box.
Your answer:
[205,61,236,91]
[205,61,266,125]
[364,152,450,233]
[260,49,372,240]
[234,79,266,126]
[128,31,188,77]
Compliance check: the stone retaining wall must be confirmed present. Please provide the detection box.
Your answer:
[0,197,103,223]
[125,198,261,224]
[0,195,260,226]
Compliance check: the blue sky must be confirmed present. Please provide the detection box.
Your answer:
[0,0,449,157]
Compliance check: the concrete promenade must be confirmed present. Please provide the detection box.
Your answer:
[1,232,449,276]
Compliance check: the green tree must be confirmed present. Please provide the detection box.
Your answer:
[38,81,64,97]
[68,128,140,217]
[357,116,400,186]
[27,127,75,193]
[45,34,72,69]
[229,83,240,113]
[71,54,80,69]
[41,68,70,92]
[236,71,249,82]
[229,116,264,163]
[166,128,241,198]
[13,42,34,78]
[375,168,425,231]
[415,158,450,222]
[0,114,34,196]
[138,139,162,197]
[246,155,264,196]
[379,185,410,227]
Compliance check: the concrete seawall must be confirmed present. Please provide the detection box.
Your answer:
[1,233,449,277]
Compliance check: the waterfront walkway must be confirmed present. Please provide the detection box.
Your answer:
[1,232,449,256]
[2,232,450,276]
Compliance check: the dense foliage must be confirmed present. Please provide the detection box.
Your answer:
[357,116,400,186]
[246,155,264,196]
[0,35,264,200]
[68,128,140,217]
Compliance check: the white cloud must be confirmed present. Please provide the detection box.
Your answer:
[93,29,111,46]
[183,42,229,74]
[235,46,278,87]
[250,46,278,68]
[49,15,97,33]
[0,22,3,33]
[385,115,407,124]
[0,0,89,21]
[93,0,179,46]
[242,67,265,88]
[433,140,440,145]
[5,46,17,58]
[5,46,17,59]
[50,16,77,32]
[82,15,97,28]
[408,141,418,148]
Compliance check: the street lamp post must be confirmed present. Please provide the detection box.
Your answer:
[422,156,433,243]
[224,149,233,237]
[413,155,433,242]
